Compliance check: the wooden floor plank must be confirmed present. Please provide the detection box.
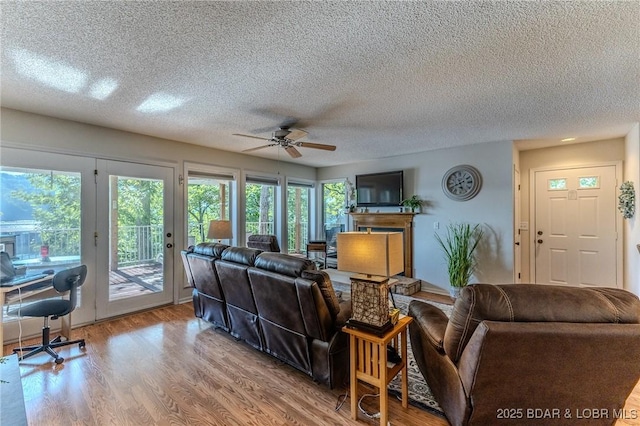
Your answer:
[3,301,638,425]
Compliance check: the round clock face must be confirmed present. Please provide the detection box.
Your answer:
[442,165,482,201]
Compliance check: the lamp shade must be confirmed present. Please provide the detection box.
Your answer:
[337,231,404,277]
[207,220,233,240]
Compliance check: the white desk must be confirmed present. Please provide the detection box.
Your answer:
[0,274,69,349]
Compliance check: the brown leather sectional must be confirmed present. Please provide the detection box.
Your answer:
[181,243,351,389]
[409,283,640,426]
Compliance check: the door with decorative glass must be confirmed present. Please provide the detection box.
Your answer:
[533,164,621,288]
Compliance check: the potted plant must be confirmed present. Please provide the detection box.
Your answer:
[435,222,484,299]
[401,195,423,213]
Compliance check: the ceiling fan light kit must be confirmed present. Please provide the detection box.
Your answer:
[233,126,336,159]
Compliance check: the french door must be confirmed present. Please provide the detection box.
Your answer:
[95,160,174,319]
[1,150,175,342]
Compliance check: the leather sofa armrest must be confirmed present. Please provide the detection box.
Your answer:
[408,300,448,353]
[335,300,352,329]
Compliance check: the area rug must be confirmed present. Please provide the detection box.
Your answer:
[332,281,452,418]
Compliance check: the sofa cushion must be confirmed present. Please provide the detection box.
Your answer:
[221,246,262,265]
[193,242,229,258]
[444,283,640,363]
[301,270,341,319]
[254,252,316,277]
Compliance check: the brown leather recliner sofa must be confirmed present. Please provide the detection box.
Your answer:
[181,243,351,389]
[408,283,640,426]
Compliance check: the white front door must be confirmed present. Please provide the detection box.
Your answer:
[533,164,621,288]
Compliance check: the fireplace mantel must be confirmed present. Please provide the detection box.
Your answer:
[349,212,416,277]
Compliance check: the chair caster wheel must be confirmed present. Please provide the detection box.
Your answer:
[55,357,64,364]
[79,341,86,349]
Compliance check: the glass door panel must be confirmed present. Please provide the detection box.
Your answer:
[108,175,164,301]
[96,160,173,319]
[0,148,96,342]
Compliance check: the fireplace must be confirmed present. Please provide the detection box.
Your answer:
[349,212,416,277]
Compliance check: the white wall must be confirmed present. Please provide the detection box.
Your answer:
[318,140,515,292]
[0,108,316,180]
[0,107,317,301]
[518,138,626,284]
[624,124,640,295]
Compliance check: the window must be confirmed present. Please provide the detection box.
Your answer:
[187,171,234,245]
[0,167,82,264]
[548,178,567,190]
[287,181,313,254]
[245,175,278,242]
[322,181,349,253]
[578,176,599,189]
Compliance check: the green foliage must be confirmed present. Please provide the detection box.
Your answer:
[187,182,226,243]
[11,172,81,256]
[245,183,274,234]
[435,223,484,288]
[323,182,346,225]
[618,181,635,219]
[401,195,423,210]
[287,186,309,251]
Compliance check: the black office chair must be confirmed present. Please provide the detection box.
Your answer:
[8,265,87,364]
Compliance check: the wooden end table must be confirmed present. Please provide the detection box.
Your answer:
[343,315,413,426]
[306,241,327,268]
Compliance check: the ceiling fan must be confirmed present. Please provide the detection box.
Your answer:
[233,127,336,158]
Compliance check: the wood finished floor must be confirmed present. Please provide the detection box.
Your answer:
[3,296,640,426]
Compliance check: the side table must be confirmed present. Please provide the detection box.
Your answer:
[306,241,327,268]
[343,315,413,426]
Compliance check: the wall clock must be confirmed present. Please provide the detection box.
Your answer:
[442,165,482,201]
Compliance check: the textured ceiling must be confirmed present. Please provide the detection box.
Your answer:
[1,1,638,167]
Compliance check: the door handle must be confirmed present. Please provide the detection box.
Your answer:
[537,239,543,244]
[166,243,173,248]
[537,230,543,235]
[515,242,520,246]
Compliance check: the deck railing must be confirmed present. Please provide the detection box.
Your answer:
[3,221,310,265]
[0,224,163,266]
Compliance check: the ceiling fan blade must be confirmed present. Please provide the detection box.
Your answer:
[286,128,308,141]
[296,142,337,151]
[285,146,302,158]
[233,133,270,141]
[242,144,277,153]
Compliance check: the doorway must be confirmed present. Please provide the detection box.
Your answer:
[95,160,174,319]
[531,163,622,288]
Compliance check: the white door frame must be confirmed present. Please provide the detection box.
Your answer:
[529,161,623,287]
[514,165,522,283]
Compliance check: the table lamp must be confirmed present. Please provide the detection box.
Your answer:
[207,220,233,243]
[337,229,403,333]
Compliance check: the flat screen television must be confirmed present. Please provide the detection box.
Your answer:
[356,170,404,207]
